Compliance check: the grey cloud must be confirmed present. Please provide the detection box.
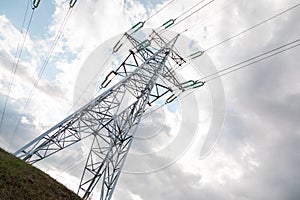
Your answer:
[0,92,39,152]
[0,50,67,100]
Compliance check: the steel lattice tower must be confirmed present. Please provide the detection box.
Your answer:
[14,31,187,199]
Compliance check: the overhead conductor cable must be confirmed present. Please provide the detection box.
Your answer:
[0,0,40,134]
[10,0,78,142]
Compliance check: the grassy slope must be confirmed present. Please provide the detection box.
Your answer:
[0,148,81,200]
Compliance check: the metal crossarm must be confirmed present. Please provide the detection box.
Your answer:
[150,30,186,67]
[125,33,154,61]
[150,30,185,91]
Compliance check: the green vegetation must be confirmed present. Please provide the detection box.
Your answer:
[0,148,81,200]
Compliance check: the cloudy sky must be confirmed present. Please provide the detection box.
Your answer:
[0,0,300,199]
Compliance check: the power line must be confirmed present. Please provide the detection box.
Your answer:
[174,39,300,93]
[164,38,299,96]
[173,2,300,73]
[23,8,73,107]
[144,0,176,22]
[10,1,77,143]
[175,0,207,20]
[183,0,241,32]
[158,0,213,32]
[171,0,215,29]
[204,2,300,52]
[205,40,300,82]
[0,0,36,135]
[201,39,300,81]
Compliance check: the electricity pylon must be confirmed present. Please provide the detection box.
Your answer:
[14,31,189,199]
